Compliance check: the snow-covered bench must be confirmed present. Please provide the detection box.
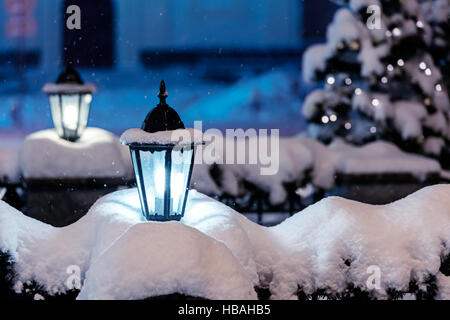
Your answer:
[1,185,450,300]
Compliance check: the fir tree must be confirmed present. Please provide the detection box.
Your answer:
[302,0,450,168]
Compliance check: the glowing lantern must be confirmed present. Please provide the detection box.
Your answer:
[42,64,97,142]
[122,81,202,221]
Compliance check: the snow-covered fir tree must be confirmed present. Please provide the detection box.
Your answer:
[302,0,450,168]
[421,0,450,90]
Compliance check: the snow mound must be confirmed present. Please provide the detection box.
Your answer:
[329,139,441,180]
[0,189,257,300]
[270,184,450,298]
[2,185,450,299]
[120,128,203,147]
[19,128,133,180]
[78,222,255,300]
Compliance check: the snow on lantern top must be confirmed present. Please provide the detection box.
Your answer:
[120,80,203,147]
[42,64,97,95]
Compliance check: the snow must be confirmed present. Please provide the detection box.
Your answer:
[329,139,441,180]
[424,112,448,136]
[269,184,450,298]
[19,128,133,180]
[191,135,441,201]
[326,9,361,49]
[0,189,257,300]
[434,89,450,112]
[307,8,388,78]
[294,137,338,189]
[393,101,427,140]
[301,89,348,120]
[42,83,97,94]
[0,133,23,184]
[351,91,442,142]
[0,148,20,184]
[120,128,203,147]
[191,162,222,196]
[424,137,445,156]
[423,0,450,23]
[302,44,327,82]
[441,170,450,181]
[348,0,381,12]
[192,134,315,205]
[352,92,397,122]
[436,273,450,300]
[404,55,442,97]
[79,222,255,300]
[1,185,450,299]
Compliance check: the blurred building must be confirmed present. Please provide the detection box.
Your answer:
[0,0,336,73]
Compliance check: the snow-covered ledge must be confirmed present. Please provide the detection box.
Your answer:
[19,128,133,181]
[1,185,450,300]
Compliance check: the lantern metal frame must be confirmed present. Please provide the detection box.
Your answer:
[129,143,196,221]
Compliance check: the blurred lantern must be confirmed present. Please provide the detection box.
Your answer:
[122,81,202,221]
[42,64,97,142]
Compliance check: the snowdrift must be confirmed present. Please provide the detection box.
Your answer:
[1,185,450,300]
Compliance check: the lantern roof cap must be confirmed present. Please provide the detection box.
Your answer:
[57,64,84,84]
[120,128,204,147]
[42,64,97,94]
[141,80,185,133]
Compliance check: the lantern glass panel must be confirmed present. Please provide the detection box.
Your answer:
[49,93,91,141]
[49,95,63,137]
[171,147,194,214]
[131,146,194,221]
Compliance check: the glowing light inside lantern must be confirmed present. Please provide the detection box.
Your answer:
[62,104,79,131]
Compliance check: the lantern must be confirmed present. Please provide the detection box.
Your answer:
[121,81,202,221]
[42,64,97,142]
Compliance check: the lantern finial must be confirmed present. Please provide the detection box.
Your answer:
[57,63,83,85]
[158,80,167,105]
[141,80,185,133]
